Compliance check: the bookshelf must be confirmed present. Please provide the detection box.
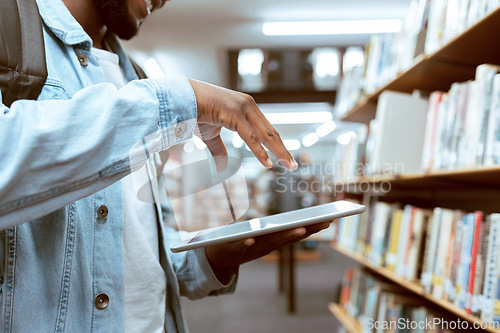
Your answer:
[331,244,500,333]
[342,7,500,124]
[328,302,362,333]
[330,5,500,331]
[335,166,500,212]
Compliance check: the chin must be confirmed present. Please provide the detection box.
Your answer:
[109,18,140,40]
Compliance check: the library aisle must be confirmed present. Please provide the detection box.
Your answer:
[182,243,357,333]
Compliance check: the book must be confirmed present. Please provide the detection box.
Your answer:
[448,216,465,303]
[474,64,500,165]
[484,73,500,165]
[366,91,429,176]
[466,211,484,313]
[421,207,443,293]
[457,213,476,308]
[432,208,455,299]
[395,205,415,277]
[368,201,393,266]
[386,209,404,272]
[421,91,444,171]
[443,211,460,301]
[406,208,430,281]
[482,214,500,323]
[425,0,447,54]
[471,219,490,315]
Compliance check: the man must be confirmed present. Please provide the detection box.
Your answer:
[0,0,331,331]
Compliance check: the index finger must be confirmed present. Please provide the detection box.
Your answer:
[246,105,298,170]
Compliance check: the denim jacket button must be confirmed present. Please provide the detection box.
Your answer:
[77,53,89,66]
[97,205,108,219]
[94,293,109,310]
[174,123,186,138]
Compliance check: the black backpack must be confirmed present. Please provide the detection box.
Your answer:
[0,0,47,108]
[0,0,146,108]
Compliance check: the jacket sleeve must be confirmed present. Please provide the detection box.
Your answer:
[0,76,197,228]
[164,227,238,300]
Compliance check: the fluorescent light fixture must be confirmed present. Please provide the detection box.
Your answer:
[238,49,264,76]
[302,133,319,147]
[262,19,402,36]
[232,133,244,148]
[316,121,337,137]
[144,58,165,78]
[265,111,333,125]
[337,131,356,146]
[283,139,301,151]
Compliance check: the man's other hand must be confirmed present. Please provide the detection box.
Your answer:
[205,221,331,284]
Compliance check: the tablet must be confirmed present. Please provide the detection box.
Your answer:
[170,200,365,253]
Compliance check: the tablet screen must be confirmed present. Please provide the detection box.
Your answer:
[181,201,365,247]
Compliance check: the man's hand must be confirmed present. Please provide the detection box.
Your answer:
[188,79,298,172]
[205,221,331,284]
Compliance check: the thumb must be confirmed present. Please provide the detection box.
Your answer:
[204,135,228,173]
[227,237,255,253]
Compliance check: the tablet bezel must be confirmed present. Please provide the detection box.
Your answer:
[170,201,365,253]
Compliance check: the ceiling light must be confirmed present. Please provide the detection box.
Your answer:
[265,111,333,125]
[283,139,301,151]
[262,19,402,36]
[316,121,337,137]
[302,133,319,147]
[337,131,356,146]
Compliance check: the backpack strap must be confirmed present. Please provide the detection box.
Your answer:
[0,0,48,107]
[130,57,148,80]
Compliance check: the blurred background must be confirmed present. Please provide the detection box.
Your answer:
[124,1,413,332]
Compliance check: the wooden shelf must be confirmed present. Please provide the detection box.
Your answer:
[334,167,500,212]
[331,244,500,333]
[338,166,500,190]
[328,303,362,333]
[342,7,500,124]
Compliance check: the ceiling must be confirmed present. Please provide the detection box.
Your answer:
[125,0,412,152]
[129,0,412,49]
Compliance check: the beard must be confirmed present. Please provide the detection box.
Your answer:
[92,0,139,40]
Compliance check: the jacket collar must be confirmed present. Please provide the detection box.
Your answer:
[36,0,93,50]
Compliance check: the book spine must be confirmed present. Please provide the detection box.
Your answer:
[432,209,454,299]
[449,216,464,303]
[443,212,458,301]
[474,64,500,165]
[421,208,442,293]
[472,219,490,315]
[458,213,476,309]
[485,74,500,165]
[386,209,404,272]
[421,91,443,171]
[466,211,483,313]
[481,214,500,322]
[407,208,426,281]
[396,205,414,277]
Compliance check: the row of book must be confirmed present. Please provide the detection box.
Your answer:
[335,200,500,323]
[338,267,453,333]
[334,0,500,119]
[425,0,500,55]
[421,64,500,171]
[334,62,500,179]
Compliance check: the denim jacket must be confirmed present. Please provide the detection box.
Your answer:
[0,0,236,331]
